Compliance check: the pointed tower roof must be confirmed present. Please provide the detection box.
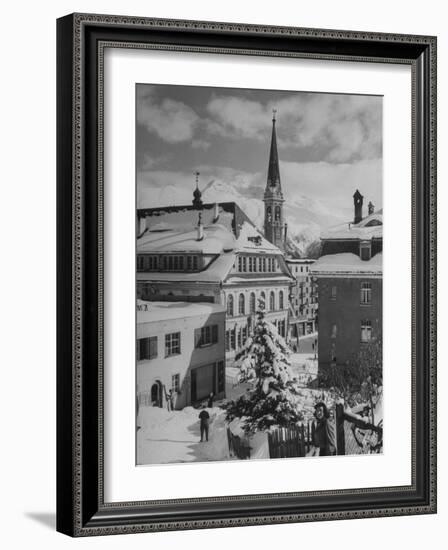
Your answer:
[265,110,283,199]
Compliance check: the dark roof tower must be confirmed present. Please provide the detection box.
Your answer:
[192,171,203,209]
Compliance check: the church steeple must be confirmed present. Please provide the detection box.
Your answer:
[264,110,285,251]
[266,109,282,191]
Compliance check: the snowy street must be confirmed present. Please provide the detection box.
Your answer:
[137,405,231,464]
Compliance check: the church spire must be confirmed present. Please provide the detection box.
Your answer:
[263,110,285,252]
[266,109,282,192]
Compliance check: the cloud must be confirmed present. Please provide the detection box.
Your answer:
[137,90,199,143]
[204,92,382,163]
[191,139,211,150]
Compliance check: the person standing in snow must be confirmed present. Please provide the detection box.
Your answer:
[311,402,336,456]
[199,406,210,442]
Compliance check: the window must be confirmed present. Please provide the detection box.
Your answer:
[330,286,337,301]
[137,336,157,360]
[361,320,372,342]
[230,329,236,350]
[248,256,254,272]
[195,325,218,347]
[279,290,284,309]
[269,291,275,311]
[262,257,266,272]
[258,257,263,272]
[238,293,245,315]
[237,328,242,349]
[193,256,198,270]
[361,282,372,304]
[266,206,272,222]
[187,256,192,271]
[165,332,181,357]
[360,241,372,261]
[226,294,234,316]
[171,374,180,392]
[225,330,230,352]
[242,256,247,272]
[260,291,266,308]
[275,206,281,221]
[249,292,256,314]
[137,256,144,270]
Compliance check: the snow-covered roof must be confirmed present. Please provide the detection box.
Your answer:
[137,203,280,255]
[138,223,235,255]
[311,252,382,275]
[137,300,225,324]
[321,209,383,240]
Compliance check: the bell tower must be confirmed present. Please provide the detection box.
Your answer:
[264,110,285,251]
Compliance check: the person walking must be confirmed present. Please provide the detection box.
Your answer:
[199,406,210,442]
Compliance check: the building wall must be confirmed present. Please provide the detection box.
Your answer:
[137,309,226,409]
[316,276,382,369]
[286,260,318,337]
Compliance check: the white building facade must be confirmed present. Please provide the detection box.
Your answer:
[137,300,226,409]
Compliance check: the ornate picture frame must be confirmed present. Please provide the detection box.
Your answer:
[56,13,437,536]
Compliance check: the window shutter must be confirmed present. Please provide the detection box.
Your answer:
[194,328,202,348]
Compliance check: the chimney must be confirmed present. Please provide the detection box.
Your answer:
[368,201,375,215]
[213,202,219,223]
[353,189,364,224]
[196,212,204,241]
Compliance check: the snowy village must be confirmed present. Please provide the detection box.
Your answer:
[135,86,383,465]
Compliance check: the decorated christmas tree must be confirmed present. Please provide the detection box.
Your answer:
[226,298,303,433]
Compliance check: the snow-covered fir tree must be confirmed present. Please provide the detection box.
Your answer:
[226,298,303,433]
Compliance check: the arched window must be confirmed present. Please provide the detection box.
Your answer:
[275,206,281,221]
[266,206,272,222]
[270,291,275,311]
[238,293,245,315]
[226,294,234,317]
[249,292,256,314]
[279,290,284,310]
[260,291,266,309]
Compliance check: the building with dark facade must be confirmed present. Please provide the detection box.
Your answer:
[311,191,382,371]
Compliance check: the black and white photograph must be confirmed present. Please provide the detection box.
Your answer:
[135,84,383,465]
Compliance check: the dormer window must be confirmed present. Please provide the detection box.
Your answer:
[360,241,372,261]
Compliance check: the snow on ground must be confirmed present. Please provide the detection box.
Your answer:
[137,405,231,465]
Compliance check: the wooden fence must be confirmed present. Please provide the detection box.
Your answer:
[267,423,313,459]
[226,428,251,460]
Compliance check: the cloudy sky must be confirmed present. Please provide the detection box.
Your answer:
[136,84,382,225]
